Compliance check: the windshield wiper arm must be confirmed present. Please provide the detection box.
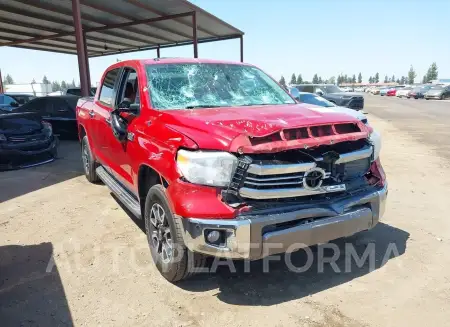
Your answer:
[185,105,224,109]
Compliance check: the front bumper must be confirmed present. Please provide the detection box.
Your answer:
[424,94,441,99]
[180,185,387,260]
[0,137,58,170]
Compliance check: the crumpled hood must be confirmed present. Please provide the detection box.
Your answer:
[162,104,367,152]
[0,112,43,136]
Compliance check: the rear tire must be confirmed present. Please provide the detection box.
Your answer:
[81,136,100,183]
[144,185,207,282]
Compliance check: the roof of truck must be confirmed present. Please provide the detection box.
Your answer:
[115,58,253,66]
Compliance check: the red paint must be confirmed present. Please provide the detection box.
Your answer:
[77,59,378,220]
[386,89,396,96]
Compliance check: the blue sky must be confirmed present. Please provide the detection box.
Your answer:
[1,0,449,85]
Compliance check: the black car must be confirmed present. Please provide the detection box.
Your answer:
[12,96,79,137]
[0,93,36,111]
[289,84,364,110]
[0,110,58,170]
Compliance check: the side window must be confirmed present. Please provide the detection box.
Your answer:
[117,68,139,106]
[302,85,315,93]
[99,68,120,106]
[47,98,70,114]
[2,95,16,105]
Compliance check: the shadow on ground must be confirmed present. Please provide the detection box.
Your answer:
[0,242,73,326]
[0,140,82,203]
[178,222,409,306]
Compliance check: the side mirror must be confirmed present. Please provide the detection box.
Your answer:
[117,100,139,114]
[10,101,19,107]
[289,87,301,100]
[315,90,324,96]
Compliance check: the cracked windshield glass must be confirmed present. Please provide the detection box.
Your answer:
[146,63,295,110]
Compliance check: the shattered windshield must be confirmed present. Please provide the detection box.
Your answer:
[146,63,295,110]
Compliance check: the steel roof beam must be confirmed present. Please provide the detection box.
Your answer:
[124,0,218,37]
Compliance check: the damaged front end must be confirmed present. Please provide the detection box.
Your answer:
[222,121,385,208]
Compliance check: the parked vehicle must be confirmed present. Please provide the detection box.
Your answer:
[370,87,381,95]
[289,90,369,124]
[424,85,450,100]
[408,85,431,99]
[290,84,364,110]
[396,86,413,98]
[0,93,36,111]
[77,58,387,282]
[65,87,97,97]
[12,96,79,137]
[0,109,58,170]
[379,88,389,96]
[387,85,405,97]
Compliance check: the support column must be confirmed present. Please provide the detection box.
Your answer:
[72,0,89,97]
[83,32,91,91]
[157,45,160,58]
[192,12,198,58]
[240,35,244,62]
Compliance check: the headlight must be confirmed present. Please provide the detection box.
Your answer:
[42,121,53,137]
[0,134,6,142]
[176,150,238,187]
[369,130,381,160]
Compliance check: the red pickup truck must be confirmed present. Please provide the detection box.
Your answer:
[76,58,387,282]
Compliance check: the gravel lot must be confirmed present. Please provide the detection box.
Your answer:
[1,95,450,327]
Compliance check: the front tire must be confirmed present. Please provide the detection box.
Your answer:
[144,185,207,282]
[81,136,99,183]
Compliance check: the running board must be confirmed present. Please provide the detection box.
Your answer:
[96,166,142,219]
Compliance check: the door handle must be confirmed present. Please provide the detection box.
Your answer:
[89,110,95,118]
[105,118,111,126]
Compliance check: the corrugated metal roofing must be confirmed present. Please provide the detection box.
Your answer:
[0,0,243,57]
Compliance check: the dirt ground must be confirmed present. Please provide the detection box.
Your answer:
[1,96,450,327]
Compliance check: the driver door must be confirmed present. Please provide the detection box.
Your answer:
[99,66,140,191]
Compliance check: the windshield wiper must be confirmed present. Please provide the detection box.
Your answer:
[185,105,225,109]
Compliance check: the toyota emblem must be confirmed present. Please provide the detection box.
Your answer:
[302,168,326,190]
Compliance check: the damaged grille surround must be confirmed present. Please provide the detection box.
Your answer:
[223,139,373,202]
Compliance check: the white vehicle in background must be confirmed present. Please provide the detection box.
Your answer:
[396,86,413,98]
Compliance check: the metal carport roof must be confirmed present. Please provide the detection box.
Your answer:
[0,0,244,95]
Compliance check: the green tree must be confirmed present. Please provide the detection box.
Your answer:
[318,76,323,84]
[42,75,50,84]
[31,78,36,84]
[358,72,362,83]
[426,62,438,82]
[4,74,14,84]
[384,75,388,83]
[51,81,61,91]
[396,78,400,84]
[61,80,67,90]
[351,74,356,83]
[312,74,319,84]
[375,73,379,83]
[408,65,417,85]
[391,75,395,83]
[279,76,287,87]
[290,73,297,85]
[344,74,348,83]
[369,76,373,84]
[296,74,303,84]
[328,76,336,84]
[422,75,427,84]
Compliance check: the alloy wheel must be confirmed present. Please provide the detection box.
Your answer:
[149,203,173,264]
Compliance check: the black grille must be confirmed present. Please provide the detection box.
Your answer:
[8,132,47,143]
